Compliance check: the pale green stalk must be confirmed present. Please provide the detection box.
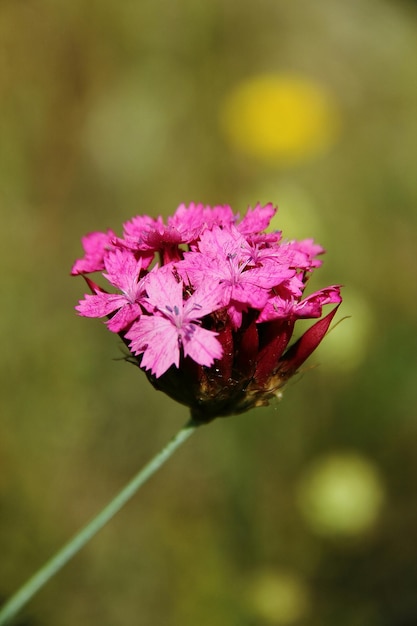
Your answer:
[0,418,199,626]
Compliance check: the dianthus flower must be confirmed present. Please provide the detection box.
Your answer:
[72,203,341,422]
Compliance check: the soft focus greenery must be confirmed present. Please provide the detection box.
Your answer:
[1,0,416,624]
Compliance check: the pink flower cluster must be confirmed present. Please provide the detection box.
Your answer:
[72,203,341,421]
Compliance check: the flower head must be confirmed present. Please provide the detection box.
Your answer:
[72,202,342,422]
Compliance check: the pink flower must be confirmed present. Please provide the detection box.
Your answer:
[72,201,342,422]
[257,284,342,323]
[236,202,277,236]
[173,202,236,232]
[76,249,147,332]
[116,214,183,264]
[71,230,116,276]
[125,268,223,378]
[285,238,325,269]
[179,226,292,327]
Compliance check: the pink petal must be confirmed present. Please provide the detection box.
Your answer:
[123,214,160,241]
[237,203,277,235]
[293,286,342,319]
[229,280,269,309]
[71,230,116,275]
[103,249,143,293]
[257,297,295,322]
[145,267,183,311]
[75,293,128,318]
[106,303,141,332]
[183,280,224,320]
[226,301,248,329]
[126,316,180,378]
[196,225,245,259]
[169,203,206,239]
[183,326,223,366]
[202,204,235,229]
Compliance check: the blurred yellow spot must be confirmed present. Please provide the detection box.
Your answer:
[297,453,385,537]
[220,73,340,165]
[246,569,310,625]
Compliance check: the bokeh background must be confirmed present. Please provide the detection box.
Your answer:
[1,0,416,624]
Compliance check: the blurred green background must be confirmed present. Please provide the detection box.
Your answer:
[1,0,416,624]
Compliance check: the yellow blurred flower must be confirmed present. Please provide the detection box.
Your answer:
[297,453,385,537]
[246,569,311,625]
[220,73,340,165]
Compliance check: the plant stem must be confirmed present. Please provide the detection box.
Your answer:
[0,418,199,626]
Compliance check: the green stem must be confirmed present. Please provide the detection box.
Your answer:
[0,418,199,626]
